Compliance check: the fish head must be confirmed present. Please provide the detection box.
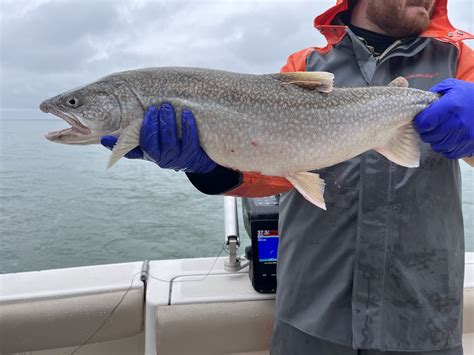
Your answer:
[40,80,124,144]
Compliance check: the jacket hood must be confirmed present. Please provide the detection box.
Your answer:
[314,0,474,42]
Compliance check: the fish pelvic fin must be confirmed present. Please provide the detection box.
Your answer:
[273,71,334,93]
[107,119,142,169]
[287,172,326,210]
[374,123,420,168]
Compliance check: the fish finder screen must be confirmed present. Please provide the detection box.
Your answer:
[257,230,279,262]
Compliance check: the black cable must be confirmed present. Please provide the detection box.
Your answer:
[70,241,228,355]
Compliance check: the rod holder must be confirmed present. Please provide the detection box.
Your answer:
[223,196,244,272]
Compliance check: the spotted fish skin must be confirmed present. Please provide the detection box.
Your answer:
[40,67,439,208]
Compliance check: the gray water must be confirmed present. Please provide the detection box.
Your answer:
[0,118,251,274]
[1,118,473,274]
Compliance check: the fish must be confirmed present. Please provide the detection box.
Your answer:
[39,67,439,209]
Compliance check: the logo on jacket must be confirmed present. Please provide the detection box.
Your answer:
[405,72,440,80]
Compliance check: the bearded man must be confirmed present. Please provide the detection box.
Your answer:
[102,0,474,353]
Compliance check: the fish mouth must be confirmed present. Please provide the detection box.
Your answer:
[40,102,93,143]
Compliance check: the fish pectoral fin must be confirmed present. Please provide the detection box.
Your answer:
[273,72,334,93]
[287,172,326,210]
[374,123,420,168]
[107,119,142,169]
[388,76,409,88]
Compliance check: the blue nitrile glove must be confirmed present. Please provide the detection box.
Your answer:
[101,104,218,173]
[414,78,474,159]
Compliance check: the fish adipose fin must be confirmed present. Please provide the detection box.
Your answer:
[374,124,420,168]
[287,172,326,210]
[107,119,142,169]
[273,72,334,93]
[388,76,409,88]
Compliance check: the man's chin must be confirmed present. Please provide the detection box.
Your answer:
[385,10,430,37]
[366,0,432,38]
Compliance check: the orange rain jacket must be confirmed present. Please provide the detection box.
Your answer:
[186,0,474,351]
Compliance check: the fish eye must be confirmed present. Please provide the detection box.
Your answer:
[66,97,79,107]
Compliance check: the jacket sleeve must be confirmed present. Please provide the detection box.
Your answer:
[455,42,474,82]
[455,42,474,167]
[280,47,315,72]
[186,47,314,196]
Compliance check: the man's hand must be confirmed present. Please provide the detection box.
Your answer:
[101,103,218,174]
[414,79,474,160]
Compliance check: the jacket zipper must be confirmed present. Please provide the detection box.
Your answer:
[377,40,402,62]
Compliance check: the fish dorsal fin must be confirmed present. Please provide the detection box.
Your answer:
[286,172,327,210]
[273,71,334,92]
[388,76,409,88]
[374,123,420,168]
[107,119,142,169]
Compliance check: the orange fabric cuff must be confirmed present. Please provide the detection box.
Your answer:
[224,172,293,198]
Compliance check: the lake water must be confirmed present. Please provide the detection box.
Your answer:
[1,118,473,274]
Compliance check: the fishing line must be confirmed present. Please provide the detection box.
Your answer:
[70,240,230,355]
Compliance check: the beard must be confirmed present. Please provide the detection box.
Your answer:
[366,0,435,37]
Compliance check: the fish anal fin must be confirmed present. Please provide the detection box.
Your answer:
[107,119,142,169]
[287,172,326,210]
[374,123,420,168]
[388,76,409,88]
[273,71,334,93]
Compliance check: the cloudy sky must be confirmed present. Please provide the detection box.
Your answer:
[0,0,473,119]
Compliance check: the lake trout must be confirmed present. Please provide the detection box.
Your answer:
[39,67,438,209]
